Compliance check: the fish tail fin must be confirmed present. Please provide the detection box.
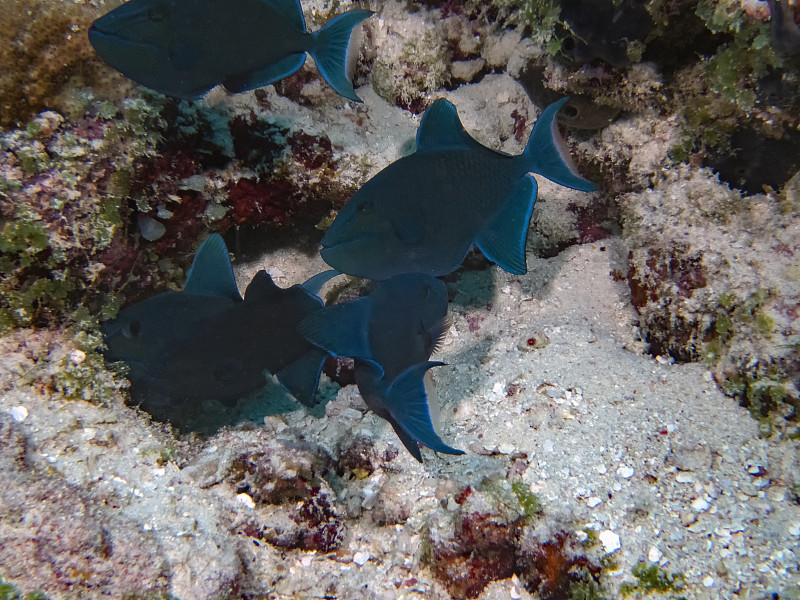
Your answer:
[524,98,597,192]
[385,361,465,458]
[309,9,373,101]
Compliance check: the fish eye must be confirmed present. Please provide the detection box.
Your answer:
[147,6,167,22]
[122,320,141,339]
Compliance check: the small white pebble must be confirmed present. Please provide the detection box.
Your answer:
[575,531,589,542]
[510,587,521,600]
[747,465,762,475]
[752,477,769,488]
[599,530,621,553]
[587,497,603,508]
[353,551,369,566]
[82,427,96,440]
[236,493,255,509]
[703,576,715,587]
[596,465,607,474]
[69,349,86,364]
[788,522,800,536]
[543,440,554,452]
[648,546,663,563]
[617,465,634,479]
[675,472,695,483]
[11,406,28,422]
[691,497,710,512]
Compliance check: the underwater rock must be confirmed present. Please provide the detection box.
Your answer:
[703,125,800,194]
[620,168,799,421]
[556,0,654,67]
[0,415,171,598]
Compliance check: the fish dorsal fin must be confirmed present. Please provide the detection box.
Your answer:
[416,98,477,153]
[385,361,464,457]
[259,0,306,32]
[298,297,373,361]
[243,270,283,303]
[184,234,242,301]
[475,174,538,275]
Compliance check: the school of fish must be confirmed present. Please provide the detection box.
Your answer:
[97,0,596,461]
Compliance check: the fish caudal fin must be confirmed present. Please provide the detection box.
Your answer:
[301,269,341,296]
[310,9,373,101]
[385,361,465,458]
[525,98,597,192]
[475,174,537,274]
[276,347,329,407]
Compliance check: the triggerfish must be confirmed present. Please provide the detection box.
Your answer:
[299,274,464,462]
[103,234,334,413]
[88,0,373,101]
[320,98,596,279]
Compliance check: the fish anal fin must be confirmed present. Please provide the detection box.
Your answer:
[224,53,306,94]
[416,98,477,153]
[184,234,242,301]
[298,297,373,360]
[385,361,464,457]
[475,174,537,275]
[276,347,329,407]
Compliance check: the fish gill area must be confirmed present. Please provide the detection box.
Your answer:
[0,0,799,599]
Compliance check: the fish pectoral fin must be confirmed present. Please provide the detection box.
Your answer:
[184,234,242,301]
[385,361,464,457]
[223,53,306,93]
[275,347,329,407]
[416,98,480,153]
[298,297,373,360]
[475,174,537,275]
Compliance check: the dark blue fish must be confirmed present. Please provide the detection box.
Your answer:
[299,274,464,462]
[320,98,596,279]
[88,0,373,101]
[103,234,333,410]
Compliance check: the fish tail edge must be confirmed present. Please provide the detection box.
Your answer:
[309,9,374,102]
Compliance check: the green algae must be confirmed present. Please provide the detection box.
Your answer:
[511,480,543,517]
[619,561,686,598]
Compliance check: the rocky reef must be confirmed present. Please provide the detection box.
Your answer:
[1,0,799,598]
